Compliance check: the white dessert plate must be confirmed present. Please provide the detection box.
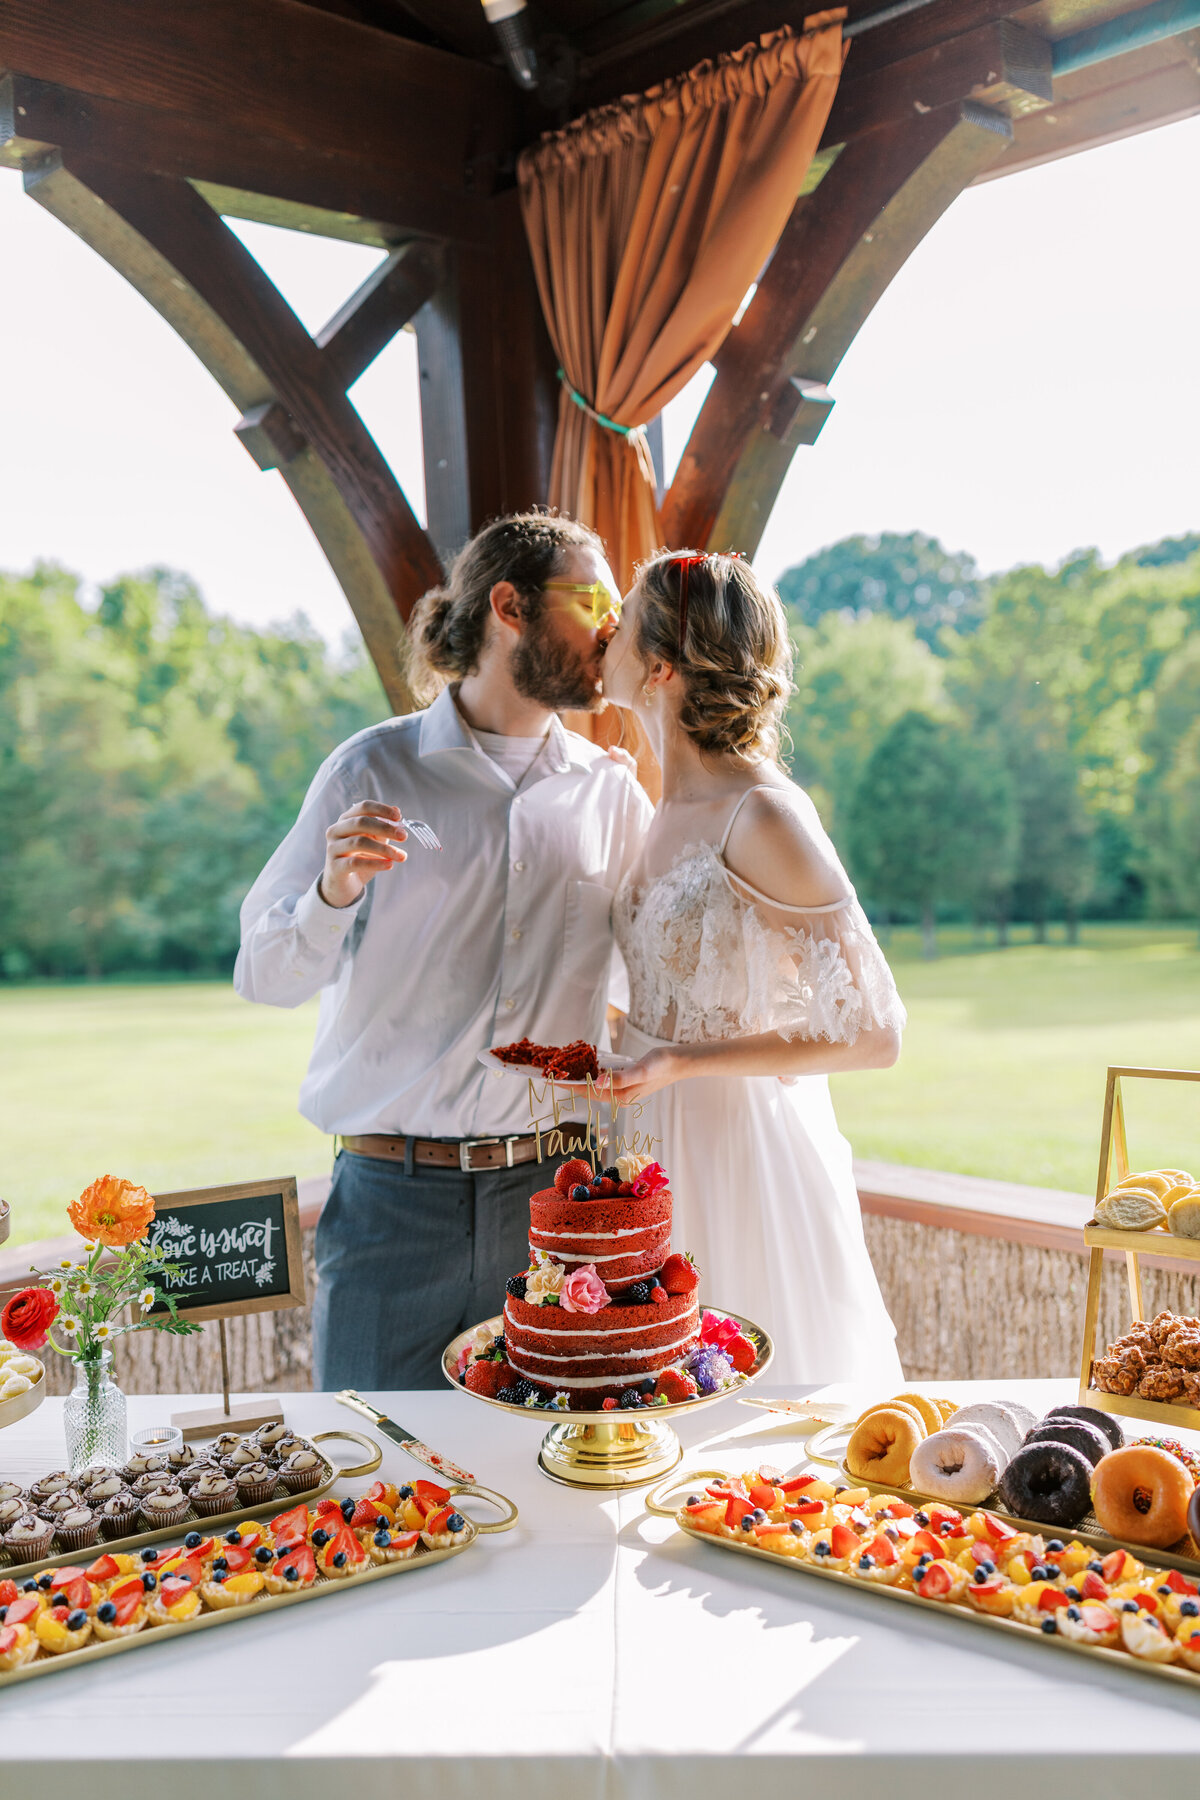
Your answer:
[477,1048,633,1084]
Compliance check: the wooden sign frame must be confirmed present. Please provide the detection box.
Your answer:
[147,1177,306,1324]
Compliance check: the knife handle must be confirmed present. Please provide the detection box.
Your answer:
[336,1388,384,1426]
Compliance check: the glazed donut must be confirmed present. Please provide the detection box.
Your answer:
[1045,1404,1124,1452]
[997,1441,1093,1527]
[1091,1444,1193,1549]
[854,1397,926,1433]
[846,1406,924,1485]
[1025,1419,1109,1467]
[1095,1187,1167,1230]
[1168,1193,1200,1238]
[1117,1168,1193,1201]
[932,1398,958,1423]
[891,1392,943,1434]
[909,1426,1005,1505]
[947,1402,1025,1461]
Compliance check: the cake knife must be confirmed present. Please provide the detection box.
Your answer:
[336,1390,476,1484]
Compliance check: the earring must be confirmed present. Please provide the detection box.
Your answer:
[642,682,656,703]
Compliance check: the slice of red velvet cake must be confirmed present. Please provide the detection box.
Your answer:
[500,1157,702,1407]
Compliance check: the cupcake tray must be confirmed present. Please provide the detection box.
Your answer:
[646,1469,1200,1699]
[0,1430,379,1576]
[0,1479,518,1690]
[804,1421,1200,1578]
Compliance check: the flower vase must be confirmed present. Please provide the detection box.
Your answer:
[64,1350,127,1472]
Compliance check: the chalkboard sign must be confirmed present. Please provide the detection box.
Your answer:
[144,1178,306,1324]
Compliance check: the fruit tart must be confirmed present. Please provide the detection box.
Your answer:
[314,1521,369,1578]
[420,1504,472,1551]
[369,1526,421,1565]
[263,1542,317,1594]
[35,1604,92,1654]
[0,1622,36,1670]
[93,1577,151,1641]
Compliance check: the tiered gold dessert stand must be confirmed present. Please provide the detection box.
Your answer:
[444,1308,773,1489]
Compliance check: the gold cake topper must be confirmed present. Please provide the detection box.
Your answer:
[525,1070,661,1169]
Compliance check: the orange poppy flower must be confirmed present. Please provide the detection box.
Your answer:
[68,1176,156,1247]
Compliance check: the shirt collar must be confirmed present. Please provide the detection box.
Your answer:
[418,686,589,777]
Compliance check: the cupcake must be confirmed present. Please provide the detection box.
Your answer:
[98,1490,141,1539]
[189,1470,239,1517]
[271,1433,306,1462]
[86,1473,126,1504]
[4,1512,54,1561]
[53,1504,100,1553]
[255,1421,289,1453]
[221,1441,262,1472]
[124,1451,172,1480]
[209,1432,243,1458]
[0,1480,24,1504]
[29,1471,74,1503]
[176,1458,218,1491]
[76,1464,121,1493]
[169,1442,197,1472]
[132,1472,178,1497]
[138,1484,189,1530]
[39,1488,86,1519]
[234,1461,277,1507]
[278,1448,323,1495]
[0,1496,27,1530]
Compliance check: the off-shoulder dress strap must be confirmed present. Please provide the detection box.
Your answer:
[716,784,853,916]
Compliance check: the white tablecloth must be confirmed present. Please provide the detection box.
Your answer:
[2,1380,1199,1798]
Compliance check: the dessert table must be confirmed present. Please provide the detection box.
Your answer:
[3,1380,1200,1798]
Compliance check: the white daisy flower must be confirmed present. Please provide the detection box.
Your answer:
[75,1279,95,1298]
[60,1316,81,1335]
[47,1278,65,1296]
[138,1289,156,1309]
[73,1261,89,1271]
[93,1323,113,1341]
[58,1258,74,1271]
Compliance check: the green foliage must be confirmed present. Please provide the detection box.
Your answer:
[0,564,387,977]
[776,531,982,650]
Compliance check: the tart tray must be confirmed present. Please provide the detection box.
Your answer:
[0,1480,517,1689]
[0,1429,381,1573]
[646,1468,1200,1698]
[0,1366,45,1434]
[444,1307,773,1490]
[804,1421,1200,1578]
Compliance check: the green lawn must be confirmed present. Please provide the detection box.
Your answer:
[2,924,1198,1250]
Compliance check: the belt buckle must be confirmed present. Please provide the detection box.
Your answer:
[460,1137,499,1172]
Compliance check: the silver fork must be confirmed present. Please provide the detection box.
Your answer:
[387,817,442,853]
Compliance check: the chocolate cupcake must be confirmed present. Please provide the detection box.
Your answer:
[132,1471,178,1498]
[54,1504,100,1553]
[221,1440,262,1472]
[86,1473,126,1504]
[138,1483,189,1530]
[124,1451,172,1481]
[76,1464,121,1493]
[38,1488,86,1520]
[234,1460,277,1507]
[278,1448,323,1494]
[208,1432,243,1458]
[189,1470,239,1517]
[29,1471,73,1503]
[177,1459,219,1492]
[98,1490,140,1539]
[255,1420,289,1453]
[270,1433,306,1467]
[0,1480,24,1504]
[0,1496,27,1531]
[169,1442,197,1472]
[4,1512,54,1561]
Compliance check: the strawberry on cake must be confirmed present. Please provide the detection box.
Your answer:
[458,1154,758,1411]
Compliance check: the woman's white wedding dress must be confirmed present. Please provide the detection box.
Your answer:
[613,788,907,1387]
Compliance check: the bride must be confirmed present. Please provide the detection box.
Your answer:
[601,550,906,1387]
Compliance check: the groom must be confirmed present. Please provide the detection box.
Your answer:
[235,513,650,1390]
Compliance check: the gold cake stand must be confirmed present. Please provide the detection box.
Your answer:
[443,1308,773,1490]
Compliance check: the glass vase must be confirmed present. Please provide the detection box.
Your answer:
[64,1350,127,1473]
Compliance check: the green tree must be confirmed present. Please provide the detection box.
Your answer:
[1135,634,1200,918]
[776,532,982,650]
[844,711,1018,957]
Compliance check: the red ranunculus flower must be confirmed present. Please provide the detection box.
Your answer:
[632,1162,670,1198]
[1,1286,59,1351]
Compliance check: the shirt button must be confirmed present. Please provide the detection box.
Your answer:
[511,927,522,940]
[503,997,516,1010]
[513,860,526,873]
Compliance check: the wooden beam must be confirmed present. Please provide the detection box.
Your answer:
[19,151,442,706]
[825,19,1052,143]
[662,101,1014,554]
[317,242,446,391]
[0,0,515,228]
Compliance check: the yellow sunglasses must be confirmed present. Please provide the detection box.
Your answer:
[543,579,623,629]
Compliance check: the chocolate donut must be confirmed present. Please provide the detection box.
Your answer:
[1025,1419,1109,1467]
[1044,1404,1124,1452]
[997,1440,1093,1526]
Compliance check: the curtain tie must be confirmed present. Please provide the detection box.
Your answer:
[557,370,639,438]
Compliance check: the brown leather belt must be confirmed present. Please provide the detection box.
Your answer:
[341,1132,541,1173]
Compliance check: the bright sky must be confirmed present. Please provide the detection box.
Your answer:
[1,110,1198,642]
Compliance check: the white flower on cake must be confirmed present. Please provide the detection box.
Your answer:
[470,1324,496,1356]
[615,1150,657,1184]
[525,1260,565,1305]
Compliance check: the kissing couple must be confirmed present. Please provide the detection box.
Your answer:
[236,512,907,1392]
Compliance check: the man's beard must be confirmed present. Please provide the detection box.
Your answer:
[511,625,602,712]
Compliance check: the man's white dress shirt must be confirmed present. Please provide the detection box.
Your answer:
[234,687,652,1139]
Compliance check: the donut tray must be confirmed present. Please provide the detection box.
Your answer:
[805,1423,1200,1578]
[0,1480,518,1690]
[0,1430,378,1573]
[646,1469,1200,1697]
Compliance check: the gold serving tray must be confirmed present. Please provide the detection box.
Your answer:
[646,1469,1200,1698]
[0,1367,46,1434]
[0,1480,518,1690]
[804,1421,1200,1577]
[0,1429,381,1576]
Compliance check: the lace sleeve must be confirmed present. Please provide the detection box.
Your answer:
[741,896,906,1047]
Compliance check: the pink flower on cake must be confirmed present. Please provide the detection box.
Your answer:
[630,1162,669,1198]
[700,1310,741,1350]
[559,1265,607,1314]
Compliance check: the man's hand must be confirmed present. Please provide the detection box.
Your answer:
[319,801,407,909]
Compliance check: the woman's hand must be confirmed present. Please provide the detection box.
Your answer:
[606,1046,688,1109]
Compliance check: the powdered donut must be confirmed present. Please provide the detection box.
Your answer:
[909,1426,1005,1504]
[1095,1187,1167,1230]
[997,1440,1092,1526]
[1044,1404,1123,1451]
[1091,1444,1193,1548]
[1025,1419,1109,1467]
[946,1402,1025,1461]
[846,1406,925,1486]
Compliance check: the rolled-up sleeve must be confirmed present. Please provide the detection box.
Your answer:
[234,755,363,1006]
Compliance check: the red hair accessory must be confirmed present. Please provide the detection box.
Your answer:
[670,551,744,659]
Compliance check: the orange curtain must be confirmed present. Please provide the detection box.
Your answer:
[518,14,846,593]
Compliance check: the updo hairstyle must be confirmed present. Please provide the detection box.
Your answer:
[634,551,793,760]
[406,512,603,703]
